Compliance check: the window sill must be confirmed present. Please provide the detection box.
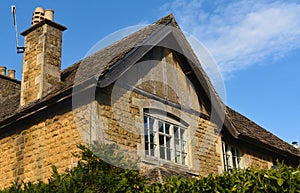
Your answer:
[141,156,199,176]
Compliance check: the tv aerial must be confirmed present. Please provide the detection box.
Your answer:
[11,5,25,54]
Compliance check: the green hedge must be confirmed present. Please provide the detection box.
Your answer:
[144,164,300,193]
[1,144,300,193]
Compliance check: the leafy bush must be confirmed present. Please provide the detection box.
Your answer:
[1,143,299,193]
[143,163,300,193]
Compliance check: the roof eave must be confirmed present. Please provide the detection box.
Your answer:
[239,134,300,164]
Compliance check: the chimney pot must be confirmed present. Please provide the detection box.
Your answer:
[0,66,6,76]
[32,7,45,26]
[45,9,54,21]
[8,69,16,79]
[292,141,298,148]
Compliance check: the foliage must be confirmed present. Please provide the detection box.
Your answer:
[143,163,300,193]
[1,143,299,193]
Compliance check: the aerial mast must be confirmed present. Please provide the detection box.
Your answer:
[11,5,24,54]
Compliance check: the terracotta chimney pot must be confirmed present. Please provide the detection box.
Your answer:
[0,66,6,76]
[8,69,16,79]
[45,9,54,21]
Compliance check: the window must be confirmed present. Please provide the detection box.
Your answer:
[272,160,278,169]
[144,113,187,165]
[222,142,242,171]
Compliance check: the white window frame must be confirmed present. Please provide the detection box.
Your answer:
[222,142,242,171]
[143,112,188,165]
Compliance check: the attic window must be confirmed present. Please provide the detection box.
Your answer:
[222,142,242,171]
[143,109,188,165]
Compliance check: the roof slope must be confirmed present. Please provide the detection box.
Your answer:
[0,75,20,121]
[0,94,20,120]
[227,107,300,157]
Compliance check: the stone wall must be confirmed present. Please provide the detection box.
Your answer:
[0,108,81,188]
[242,148,273,169]
[195,122,222,176]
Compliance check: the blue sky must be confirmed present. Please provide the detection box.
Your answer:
[0,0,299,145]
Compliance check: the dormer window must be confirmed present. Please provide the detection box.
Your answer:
[143,109,188,165]
[222,141,242,171]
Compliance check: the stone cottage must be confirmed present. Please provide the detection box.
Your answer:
[0,7,299,188]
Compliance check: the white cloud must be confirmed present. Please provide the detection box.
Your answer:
[161,0,300,78]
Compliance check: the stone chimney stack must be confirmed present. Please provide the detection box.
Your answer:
[20,7,66,106]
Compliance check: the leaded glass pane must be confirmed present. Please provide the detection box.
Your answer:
[165,123,170,134]
[144,114,187,165]
[158,121,163,132]
[174,126,179,138]
[160,146,165,159]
